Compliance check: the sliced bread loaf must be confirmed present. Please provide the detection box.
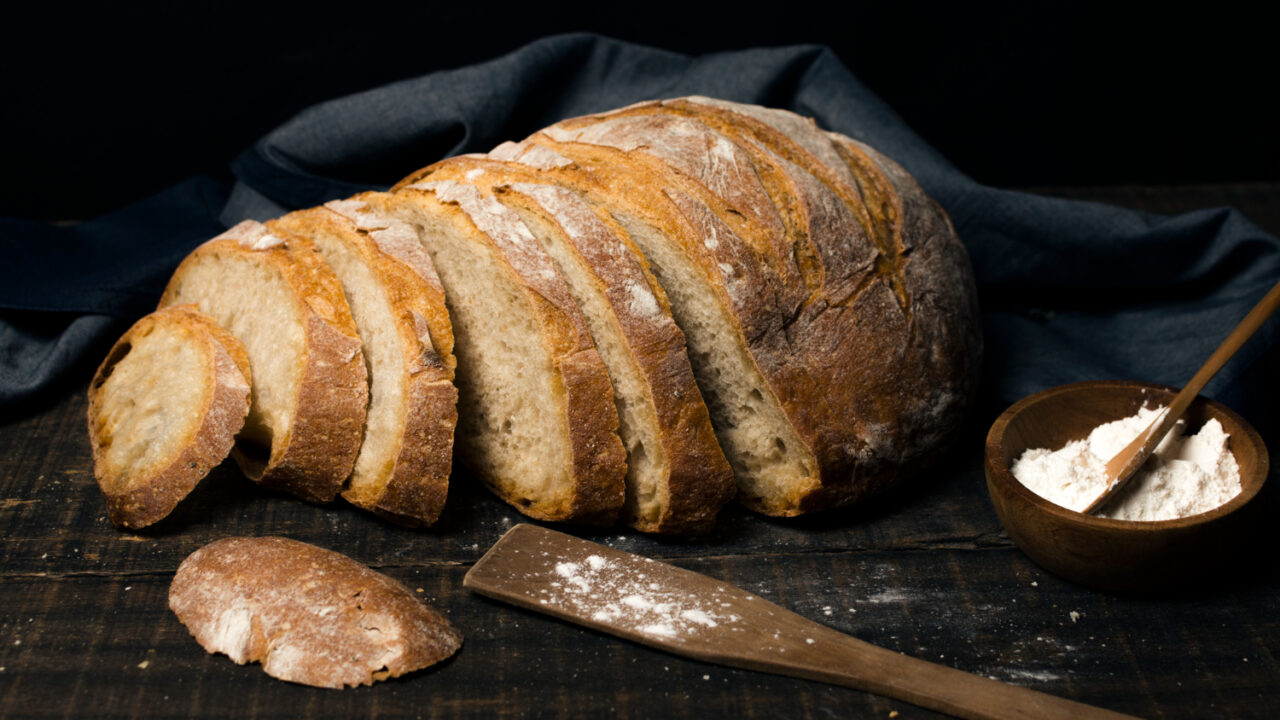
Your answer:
[362,185,626,524]
[159,221,368,504]
[87,304,251,528]
[412,156,735,533]
[270,198,458,526]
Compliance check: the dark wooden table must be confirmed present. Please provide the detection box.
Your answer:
[2,185,1278,719]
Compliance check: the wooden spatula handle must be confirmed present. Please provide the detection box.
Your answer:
[739,627,1138,720]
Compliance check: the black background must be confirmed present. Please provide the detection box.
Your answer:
[2,2,1274,221]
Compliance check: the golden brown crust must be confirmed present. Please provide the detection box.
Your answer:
[87,305,251,529]
[415,156,734,534]
[159,221,368,504]
[270,201,458,526]
[169,536,462,689]
[366,185,626,525]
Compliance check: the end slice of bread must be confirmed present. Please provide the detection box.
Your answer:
[364,185,626,524]
[87,305,251,528]
[159,221,368,504]
[170,537,462,688]
[270,198,458,526]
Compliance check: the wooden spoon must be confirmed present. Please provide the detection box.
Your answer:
[465,524,1137,720]
[1083,278,1280,515]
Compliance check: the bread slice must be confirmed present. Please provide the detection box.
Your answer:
[170,536,462,688]
[270,198,458,526]
[411,156,734,533]
[362,185,626,524]
[87,305,251,528]
[159,221,368,504]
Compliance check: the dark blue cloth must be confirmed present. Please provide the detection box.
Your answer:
[3,33,1278,441]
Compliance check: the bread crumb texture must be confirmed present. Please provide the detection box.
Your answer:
[169,537,462,688]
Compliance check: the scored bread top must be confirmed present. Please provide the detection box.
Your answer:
[414,155,735,533]
[87,304,251,528]
[365,184,626,524]
[270,199,458,526]
[159,220,368,504]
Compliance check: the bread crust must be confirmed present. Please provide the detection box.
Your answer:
[87,305,251,528]
[169,536,462,688]
[367,184,626,524]
[270,200,458,526]
[413,156,734,533]
[160,221,368,504]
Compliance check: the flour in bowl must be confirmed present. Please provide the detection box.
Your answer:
[1011,405,1241,520]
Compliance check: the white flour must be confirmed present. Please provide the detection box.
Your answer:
[1011,405,1241,520]
[542,554,739,639]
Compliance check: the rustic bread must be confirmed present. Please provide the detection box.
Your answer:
[406,156,735,533]
[159,221,368,504]
[270,198,458,526]
[87,305,251,528]
[362,185,626,524]
[472,97,980,515]
[170,536,462,688]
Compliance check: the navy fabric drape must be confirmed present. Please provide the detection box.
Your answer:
[3,34,1277,440]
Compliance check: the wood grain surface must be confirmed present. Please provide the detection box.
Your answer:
[2,188,1278,719]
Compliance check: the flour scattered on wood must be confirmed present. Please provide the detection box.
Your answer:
[539,554,739,639]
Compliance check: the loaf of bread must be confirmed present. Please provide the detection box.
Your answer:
[170,537,462,688]
[159,221,369,504]
[93,96,978,533]
[87,305,251,528]
[270,198,458,526]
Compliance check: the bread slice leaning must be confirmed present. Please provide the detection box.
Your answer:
[270,198,458,526]
[160,221,368,504]
[362,185,626,525]
[87,305,251,528]
[406,156,734,534]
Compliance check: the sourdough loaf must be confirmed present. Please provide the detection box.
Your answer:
[159,221,369,504]
[87,305,251,528]
[406,156,735,533]
[170,537,462,688]
[105,96,977,531]
[362,185,627,524]
[270,198,458,526]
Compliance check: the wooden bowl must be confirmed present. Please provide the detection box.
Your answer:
[985,380,1268,592]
